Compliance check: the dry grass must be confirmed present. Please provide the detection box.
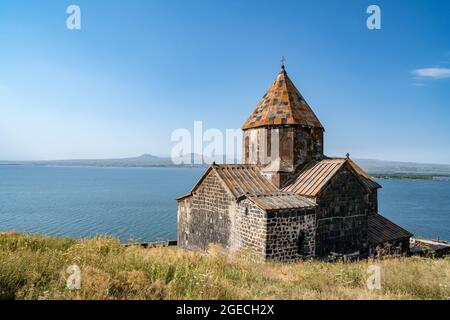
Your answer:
[0,232,449,300]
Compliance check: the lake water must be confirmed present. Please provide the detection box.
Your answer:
[0,165,449,242]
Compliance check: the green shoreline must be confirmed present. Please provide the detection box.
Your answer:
[371,173,450,181]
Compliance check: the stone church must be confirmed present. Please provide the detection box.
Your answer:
[177,65,412,261]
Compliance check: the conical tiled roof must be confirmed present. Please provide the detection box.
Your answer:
[242,67,323,130]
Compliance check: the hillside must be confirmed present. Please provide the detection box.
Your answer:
[0,154,208,168]
[2,155,450,176]
[0,154,174,167]
[0,233,449,300]
[355,159,450,176]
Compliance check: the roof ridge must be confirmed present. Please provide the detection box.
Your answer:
[282,157,378,196]
[253,191,296,197]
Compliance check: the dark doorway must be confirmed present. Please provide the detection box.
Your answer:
[297,231,306,256]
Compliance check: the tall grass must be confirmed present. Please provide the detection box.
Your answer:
[0,232,449,300]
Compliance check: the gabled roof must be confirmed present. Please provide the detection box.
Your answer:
[247,194,316,210]
[368,213,413,244]
[282,158,346,196]
[179,158,380,202]
[179,164,317,211]
[214,164,279,198]
[242,67,323,130]
[347,159,382,190]
[180,164,279,201]
[282,157,381,197]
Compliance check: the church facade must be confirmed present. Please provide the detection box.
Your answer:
[177,66,412,261]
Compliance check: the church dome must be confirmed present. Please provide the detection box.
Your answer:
[242,67,323,130]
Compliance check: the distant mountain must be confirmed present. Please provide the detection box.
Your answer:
[0,154,173,167]
[1,155,450,176]
[0,154,206,168]
[354,159,450,176]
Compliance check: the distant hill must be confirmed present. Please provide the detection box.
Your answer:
[354,159,450,176]
[1,155,450,177]
[0,154,174,167]
[0,154,209,168]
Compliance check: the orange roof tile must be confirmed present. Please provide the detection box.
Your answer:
[242,67,323,130]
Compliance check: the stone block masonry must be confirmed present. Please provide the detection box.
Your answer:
[315,166,369,257]
[178,171,234,251]
[266,209,316,261]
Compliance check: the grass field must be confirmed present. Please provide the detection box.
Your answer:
[0,232,449,300]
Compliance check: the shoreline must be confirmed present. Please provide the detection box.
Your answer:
[1,163,449,181]
[1,231,448,252]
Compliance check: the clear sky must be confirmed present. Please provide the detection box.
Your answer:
[0,0,449,163]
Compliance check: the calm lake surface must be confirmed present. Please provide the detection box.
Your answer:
[0,165,449,242]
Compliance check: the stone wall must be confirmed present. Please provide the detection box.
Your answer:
[243,127,323,169]
[266,209,316,261]
[177,171,269,260]
[243,128,289,169]
[177,196,191,247]
[368,190,378,214]
[315,165,369,257]
[231,199,267,260]
[243,126,324,188]
[177,170,234,251]
[293,126,324,166]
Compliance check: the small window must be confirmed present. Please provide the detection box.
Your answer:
[245,207,249,216]
[244,136,250,162]
[297,231,306,256]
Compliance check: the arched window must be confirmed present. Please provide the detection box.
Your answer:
[297,231,306,256]
[244,136,250,163]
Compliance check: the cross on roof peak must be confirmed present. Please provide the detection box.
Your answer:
[281,56,286,69]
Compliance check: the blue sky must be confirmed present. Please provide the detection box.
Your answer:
[0,0,449,163]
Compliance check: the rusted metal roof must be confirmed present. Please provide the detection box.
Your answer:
[282,158,347,196]
[282,157,380,196]
[368,213,413,244]
[242,67,323,130]
[213,164,279,198]
[182,164,317,211]
[247,194,316,210]
[181,158,379,206]
[348,159,382,190]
